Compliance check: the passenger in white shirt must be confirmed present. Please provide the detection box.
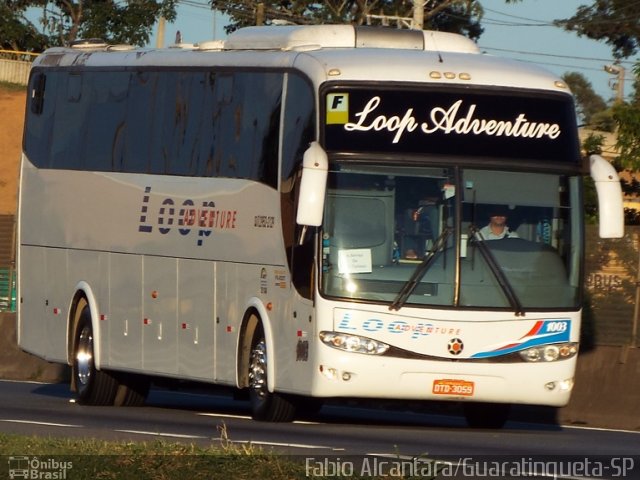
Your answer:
[477,207,519,240]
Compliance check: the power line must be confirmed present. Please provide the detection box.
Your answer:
[480,1,640,28]
[504,56,633,79]
[479,46,636,81]
[479,45,637,66]
[179,0,212,10]
[481,7,554,25]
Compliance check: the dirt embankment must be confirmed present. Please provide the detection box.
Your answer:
[0,85,26,214]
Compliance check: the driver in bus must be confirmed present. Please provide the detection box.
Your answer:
[477,205,519,240]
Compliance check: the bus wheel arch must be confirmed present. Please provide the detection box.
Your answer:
[67,288,150,407]
[238,309,296,422]
[237,309,260,389]
[68,287,118,406]
[68,292,86,380]
[70,298,118,405]
[67,285,101,368]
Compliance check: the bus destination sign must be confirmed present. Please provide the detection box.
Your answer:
[323,87,581,164]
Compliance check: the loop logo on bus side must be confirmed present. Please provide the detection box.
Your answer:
[137,186,237,246]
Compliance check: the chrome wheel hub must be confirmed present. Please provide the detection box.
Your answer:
[76,326,93,387]
[248,339,268,399]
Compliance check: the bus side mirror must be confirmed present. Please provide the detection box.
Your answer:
[590,154,624,238]
[296,142,328,227]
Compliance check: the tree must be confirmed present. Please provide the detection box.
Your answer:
[210,0,484,40]
[562,72,610,128]
[533,0,640,204]
[628,75,640,108]
[553,0,640,60]
[0,1,48,51]
[613,64,640,170]
[18,0,178,48]
[78,0,178,46]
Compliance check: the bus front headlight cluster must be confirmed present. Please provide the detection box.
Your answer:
[319,331,390,355]
[518,343,578,362]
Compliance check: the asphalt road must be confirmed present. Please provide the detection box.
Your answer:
[0,379,639,478]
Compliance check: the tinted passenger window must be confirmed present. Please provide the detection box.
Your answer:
[211,72,282,186]
[24,68,285,190]
[25,72,56,167]
[85,72,128,172]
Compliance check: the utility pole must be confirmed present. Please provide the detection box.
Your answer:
[412,0,424,30]
[156,16,165,48]
[604,64,626,103]
[256,2,265,26]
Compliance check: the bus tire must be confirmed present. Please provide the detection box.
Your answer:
[113,374,150,407]
[248,329,296,422]
[72,306,118,406]
[293,396,324,418]
[463,402,511,429]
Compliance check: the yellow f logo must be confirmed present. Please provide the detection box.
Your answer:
[326,93,349,124]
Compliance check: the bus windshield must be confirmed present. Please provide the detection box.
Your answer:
[320,165,582,311]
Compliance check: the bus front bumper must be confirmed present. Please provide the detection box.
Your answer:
[310,349,576,407]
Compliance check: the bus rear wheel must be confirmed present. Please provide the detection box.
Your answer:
[248,331,296,422]
[113,373,150,407]
[73,306,119,406]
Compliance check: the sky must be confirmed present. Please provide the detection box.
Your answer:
[146,0,638,103]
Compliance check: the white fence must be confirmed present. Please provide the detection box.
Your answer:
[0,51,38,86]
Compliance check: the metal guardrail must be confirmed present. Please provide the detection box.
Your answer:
[0,216,15,313]
[0,50,39,86]
[0,268,16,312]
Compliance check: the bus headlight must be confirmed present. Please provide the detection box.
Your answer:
[319,331,390,355]
[519,343,578,362]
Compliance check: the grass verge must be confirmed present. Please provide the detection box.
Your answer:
[0,81,26,92]
[0,432,309,479]
[0,431,445,479]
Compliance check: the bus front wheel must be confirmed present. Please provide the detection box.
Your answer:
[463,402,511,429]
[72,306,118,406]
[248,331,296,422]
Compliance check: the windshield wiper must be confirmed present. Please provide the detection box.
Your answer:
[389,227,452,311]
[468,225,525,316]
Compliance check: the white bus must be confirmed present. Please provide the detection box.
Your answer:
[17,25,623,427]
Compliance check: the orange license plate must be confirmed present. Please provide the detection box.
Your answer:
[432,379,475,396]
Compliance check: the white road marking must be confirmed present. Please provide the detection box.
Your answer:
[196,412,321,425]
[234,440,340,450]
[197,412,252,420]
[114,429,207,439]
[0,419,82,428]
[563,424,640,435]
[0,379,51,385]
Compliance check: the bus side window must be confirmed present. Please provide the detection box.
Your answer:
[85,71,128,172]
[166,71,206,177]
[25,71,54,168]
[124,70,156,174]
[30,73,46,115]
